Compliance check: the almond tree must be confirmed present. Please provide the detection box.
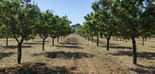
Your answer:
[0,0,13,46]
[2,0,39,64]
[113,0,155,64]
[36,10,53,51]
[91,0,118,50]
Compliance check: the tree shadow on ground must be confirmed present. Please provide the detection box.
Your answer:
[0,62,77,74]
[111,51,155,59]
[130,67,155,74]
[100,45,132,50]
[34,41,49,42]
[147,40,155,42]
[136,64,155,70]
[66,38,78,43]
[56,45,83,49]
[0,52,15,60]
[149,46,155,48]
[2,45,32,49]
[32,53,45,56]
[23,42,42,45]
[45,51,94,59]
[63,38,79,44]
[89,38,119,46]
[60,42,78,45]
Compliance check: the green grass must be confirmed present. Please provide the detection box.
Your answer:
[35,56,46,63]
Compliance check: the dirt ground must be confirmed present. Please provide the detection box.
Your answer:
[0,34,154,74]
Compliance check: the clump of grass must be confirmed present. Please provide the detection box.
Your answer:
[35,56,46,63]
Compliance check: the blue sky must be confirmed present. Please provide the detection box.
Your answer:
[33,0,97,25]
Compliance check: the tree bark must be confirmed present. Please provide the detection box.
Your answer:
[57,37,59,43]
[42,39,45,51]
[107,38,110,51]
[13,34,23,64]
[142,37,144,46]
[6,37,8,46]
[97,37,99,46]
[132,37,137,65]
[61,36,62,41]
[52,37,54,46]
[17,43,22,64]
[6,26,8,46]
[88,37,90,41]
[63,36,65,40]
[92,36,94,42]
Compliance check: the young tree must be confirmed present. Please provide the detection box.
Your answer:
[36,10,53,51]
[91,0,118,50]
[140,2,155,46]
[112,0,155,64]
[58,16,72,40]
[49,15,59,46]
[3,0,39,64]
[0,0,13,46]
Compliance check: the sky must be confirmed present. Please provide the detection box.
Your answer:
[33,0,97,25]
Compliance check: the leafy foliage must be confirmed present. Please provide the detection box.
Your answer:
[0,0,72,64]
[77,0,155,64]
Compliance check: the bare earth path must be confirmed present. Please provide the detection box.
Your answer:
[43,35,122,74]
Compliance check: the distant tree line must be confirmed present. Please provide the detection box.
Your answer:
[71,23,82,33]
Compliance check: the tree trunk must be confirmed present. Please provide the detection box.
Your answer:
[63,36,65,40]
[17,43,22,64]
[132,37,137,65]
[88,37,90,41]
[145,37,147,42]
[42,39,45,51]
[97,37,99,46]
[125,40,127,43]
[107,38,110,51]
[106,35,111,51]
[142,37,144,46]
[52,37,54,46]
[61,36,62,41]
[6,37,8,46]
[57,37,59,43]
[92,36,94,42]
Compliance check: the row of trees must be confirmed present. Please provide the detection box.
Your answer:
[0,0,72,64]
[76,0,155,65]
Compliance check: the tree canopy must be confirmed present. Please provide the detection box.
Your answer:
[76,0,155,65]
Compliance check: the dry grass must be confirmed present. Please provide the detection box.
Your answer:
[83,36,155,74]
[0,34,154,74]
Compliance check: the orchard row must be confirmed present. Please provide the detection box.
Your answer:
[0,0,72,64]
[76,0,155,65]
